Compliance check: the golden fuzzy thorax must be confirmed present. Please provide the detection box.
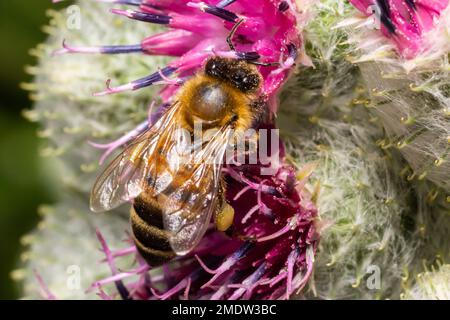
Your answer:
[175,73,256,133]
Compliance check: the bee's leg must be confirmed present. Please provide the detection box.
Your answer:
[237,41,299,69]
[248,60,280,67]
[214,180,235,232]
[226,18,281,67]
[251,96,269,125]
[250,43,298,68]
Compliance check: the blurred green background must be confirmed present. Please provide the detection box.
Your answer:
[0,0,66,299]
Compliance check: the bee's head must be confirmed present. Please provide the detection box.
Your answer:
[205,57,261,93]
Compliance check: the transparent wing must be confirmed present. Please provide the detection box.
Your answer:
[161,124,233,254]
[90,103,181,212]
[90,99,234,255]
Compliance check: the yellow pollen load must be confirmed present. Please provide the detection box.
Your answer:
[215,203,235,232]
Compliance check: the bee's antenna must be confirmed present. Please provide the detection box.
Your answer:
[226,18,245,52]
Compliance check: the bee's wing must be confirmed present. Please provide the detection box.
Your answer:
[161,124,234,255]
[90,103,181,212]
[91,98,234,255]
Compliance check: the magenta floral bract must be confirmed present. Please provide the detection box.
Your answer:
[56,0,303,112]
[349,0,449,58]
[89,130,318,300]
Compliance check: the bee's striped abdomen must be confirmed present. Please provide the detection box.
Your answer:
[130,194,175,266]
[130,167,224,266]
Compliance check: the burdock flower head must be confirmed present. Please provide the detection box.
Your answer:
[49,0,319,300]
[90,139,318,300]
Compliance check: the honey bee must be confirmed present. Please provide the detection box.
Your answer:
[90,57,263,266]
[90,22,268,266]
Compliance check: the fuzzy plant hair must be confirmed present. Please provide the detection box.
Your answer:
[402,263,450,300]
[331,0,450,295]
[18,2,161,299]
[16,0,450,299]
[279,0,418,299]
[338,0,450,211]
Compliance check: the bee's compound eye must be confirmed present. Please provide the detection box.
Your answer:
[205,58,227,78]
[231,70,260,92]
